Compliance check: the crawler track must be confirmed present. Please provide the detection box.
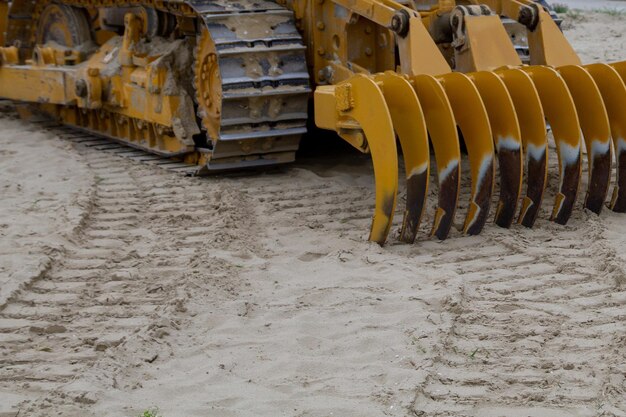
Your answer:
[194,0,311,170]
[4,0,310,171]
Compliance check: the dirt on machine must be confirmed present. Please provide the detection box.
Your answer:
[0,0,625,245]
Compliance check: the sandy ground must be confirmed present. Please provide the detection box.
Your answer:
[0,117,93,310]
[556,0,626,12]
[1,8,625,417]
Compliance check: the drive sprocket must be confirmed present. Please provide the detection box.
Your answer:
[194,27,222,143]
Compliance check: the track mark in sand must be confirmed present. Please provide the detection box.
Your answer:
[409,222,626,416]
[0,146,254,415]
[244,163,625,415]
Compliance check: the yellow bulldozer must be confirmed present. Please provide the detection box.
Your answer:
[0,0,624,245]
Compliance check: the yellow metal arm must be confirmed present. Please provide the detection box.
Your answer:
[329,0,452,76]
[315,75,399,245]
[473,0,581,66]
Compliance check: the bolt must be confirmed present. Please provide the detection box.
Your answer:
[365,47,373,56]
[316,21,325,30]
[390,10,410,37]
[518,6,537,29]
[75,79,88,98]
[317,47,325,56]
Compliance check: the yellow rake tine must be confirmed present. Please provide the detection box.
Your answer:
[411,74,461,240]
[497,68,548,228]
[586,62,626,212]
[469,71,523,229]
[348,76,398,244]
[559,65,612,214]
[375,72,430,244]
[610,61,626,83]
[438,72,495,236]
[523,66,582,225]
[314,75,399,245]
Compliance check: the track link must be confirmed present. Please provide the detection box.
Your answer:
[195,0,311,171]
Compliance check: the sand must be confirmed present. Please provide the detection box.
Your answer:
[0,8,625,417]
[0,116,93,308]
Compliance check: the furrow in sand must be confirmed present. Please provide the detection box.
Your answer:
[221,150,625,415]
[408,219,626,415]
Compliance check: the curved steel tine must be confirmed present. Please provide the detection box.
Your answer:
[411,74,461,240]
[315,75,399,244]
[497,68,548,228]
[559,65,612,214]
[469,71,523,228]
[523,66,582,225]
[587,62,626,212]
[374,72,430,243]
[438,72,495,235]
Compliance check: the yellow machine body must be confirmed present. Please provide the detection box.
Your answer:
[0,0,625,244]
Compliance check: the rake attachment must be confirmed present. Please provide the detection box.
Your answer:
[1,0,623,246]
[311,0,626,245]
